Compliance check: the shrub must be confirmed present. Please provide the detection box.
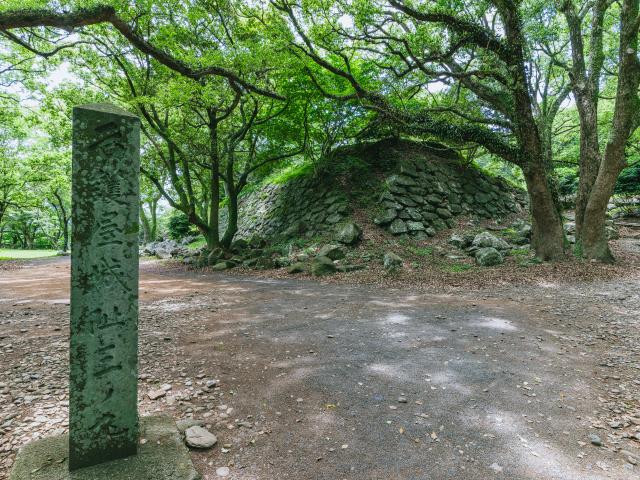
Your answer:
[167,211,195,240]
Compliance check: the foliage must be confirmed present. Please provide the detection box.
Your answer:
[167,211,196,240]
[0,0,639,260]
[615,164,640,196]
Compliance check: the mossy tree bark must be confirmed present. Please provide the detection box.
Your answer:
[562,0,640,262]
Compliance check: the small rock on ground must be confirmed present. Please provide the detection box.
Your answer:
[185,425,218,449]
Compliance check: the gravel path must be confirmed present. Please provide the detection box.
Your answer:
[0,256,638,479]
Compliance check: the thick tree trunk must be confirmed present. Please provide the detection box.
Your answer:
[574,114,601,244]
[206,111,221,251]
[523,164,566,260]
[572,80,602,249]
[221,189,238,249]
[580,142,627,262]
[580,0,639,262]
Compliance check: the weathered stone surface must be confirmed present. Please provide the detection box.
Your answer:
[318,244,346,260]
[406,221,426,231]
[389,174,418,186]
[184,426,217,449]
[70,104,140,470]
[472,231,511,251]
[335,222,362,245]
[436,207,452,219]
[383,251,403,270]
[287,262,307,274]
[389,219,408,234]
[9,416,199,480]
[176,419,205,433]
[449,233,473,249]
[311,256,336,276]
[214,139,527,243]
[475,247,504,266]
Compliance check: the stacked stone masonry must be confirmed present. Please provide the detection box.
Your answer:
[222,141,527,241]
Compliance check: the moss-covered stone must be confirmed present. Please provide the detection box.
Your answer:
[9,416,199,480]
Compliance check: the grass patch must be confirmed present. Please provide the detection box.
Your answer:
[265,161,314,185]
[407,246,433,257]
[0,249,58,260]
[442,263,473,273]
[187,237,207,250]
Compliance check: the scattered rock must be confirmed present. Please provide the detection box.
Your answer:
[589,434,603,447]
[176,418,204,433]
[318,244,346,260]
[335,222,362,245]
[311,256,336,276]
[147,389,167,400]
[287,262,307,274]
[472,232,511,251]
[185,425,218,449]
[383,252,403,270]
[449,234,472,249]
[216,466,230,477]
[475,247,503,266]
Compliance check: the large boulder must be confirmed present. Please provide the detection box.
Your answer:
[318,244,346,260]
[475,247,503,266]
[449,233,473,249]
[335,222,362,245]
[383,251,403,270]
[311,256,337,276]
[472,232,510,251]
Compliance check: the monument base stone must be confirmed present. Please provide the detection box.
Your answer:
[9,416,200,480]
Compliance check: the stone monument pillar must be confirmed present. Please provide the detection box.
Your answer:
[9,103,199,480]
[69,104,140,470]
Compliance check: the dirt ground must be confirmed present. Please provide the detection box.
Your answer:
[1,244,639,479]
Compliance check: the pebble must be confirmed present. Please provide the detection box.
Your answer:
[589,434,602,446]
[185,426,217,449]
[147,389,166,400]
[216,466,230,477]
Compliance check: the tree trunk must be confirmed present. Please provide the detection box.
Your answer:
[62,218,69,252]
[574,121,601,245]
[221,188,238,249]
[150,198,158,241]
[140,204,152,244]
[523,163,566,260]
[580,169,618,262]
[206,110,221,250]
[580,139,628,262]
[580,0,639,262]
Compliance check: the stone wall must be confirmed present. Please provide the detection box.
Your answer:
[373,152,526,240]
[221,177,351,240]
[222,139,527,241]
